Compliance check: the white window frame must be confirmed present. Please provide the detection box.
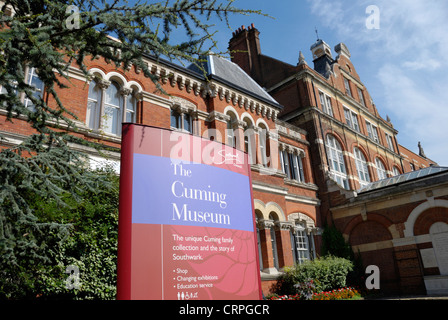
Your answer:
[23,67,44,110]
[318,91,334,117]
[87,79,101,130]
[269,214,279,270]
[392,166,400,176]
[357,87,366,106]
[344,77,352,97]
[226,118,237,148]
[170,108,192,134]
[375,158,388,181]
[258,126,269,167]
[86,80,137,136]
[354,147,371,188]
[385,133,395,151]
[365,120,380,143]
[344,107,359,132]
[291,223,311,265]
[326,135,349,189]
[280,148,305,183]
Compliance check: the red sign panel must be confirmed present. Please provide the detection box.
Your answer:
[117,124,262,300]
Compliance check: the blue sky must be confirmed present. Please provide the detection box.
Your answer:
[196,0,448,165]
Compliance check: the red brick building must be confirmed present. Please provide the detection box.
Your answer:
[228,24,448,296]
[0,38,322,295]
[2,13,447,296]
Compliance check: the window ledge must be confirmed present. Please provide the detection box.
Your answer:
[284,178,319,191]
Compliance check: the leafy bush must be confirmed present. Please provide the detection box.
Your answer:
[274,256,354,295]
[0,168,119,300]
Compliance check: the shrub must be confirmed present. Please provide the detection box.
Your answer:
[275,256,354,295]
[0,168,119,300]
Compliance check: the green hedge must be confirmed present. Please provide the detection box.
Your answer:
[274,256,354,295]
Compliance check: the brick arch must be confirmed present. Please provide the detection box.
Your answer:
[392,164,402,175]
[413,206,448,236]
[325,131,347,152]
[404,200,448,237]
[374,154,389,171]
[223,105,240,120]
[343,213,393,242]
[351,143,370,161]
[349,220,393,246]
[253,199,286,221]
[87,66,108,78]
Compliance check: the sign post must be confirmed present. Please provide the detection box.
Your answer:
[117,124,262,300]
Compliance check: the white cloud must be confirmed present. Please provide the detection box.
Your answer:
[306,0,448,164]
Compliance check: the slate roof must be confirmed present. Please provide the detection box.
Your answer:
[188,54,283,110]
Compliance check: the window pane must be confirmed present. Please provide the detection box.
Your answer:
[104,105,119,134]
[325,96,333,116]
[344,78,351,96]
[344,108,352,127]
[355,148,370,187]
[183,113,191,133]
[24,67,44,110]
[351,112,359,132]
[87,80,101,130]
[126,94,136,123]
[170,109,180,128]
[103,82,123,135]
[358,88,365,106]
[126,94,136,112]
[326,135,349,189]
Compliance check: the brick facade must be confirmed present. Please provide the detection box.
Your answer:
[2,21,446,297]
[1,43,321,297]
[228,24,447,296]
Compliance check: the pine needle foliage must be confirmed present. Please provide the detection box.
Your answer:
[0,0,265,299]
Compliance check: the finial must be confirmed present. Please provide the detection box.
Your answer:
[418,141,427,158]
[315,27,320,41]
[298,51,307,66]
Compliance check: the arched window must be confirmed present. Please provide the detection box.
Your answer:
[258,123,268,167]
[225,111,238,148]
[269,214,279,270]
[326,135,349,189]
[103,81,123,135]
[392,166,401,177]
[24,67,44,111]
[87,79,101,130]
[354,147,370,188]
[376,158,388,180]
[243,117,255,164]
[87,79,137,136]
[255,214,264,271]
